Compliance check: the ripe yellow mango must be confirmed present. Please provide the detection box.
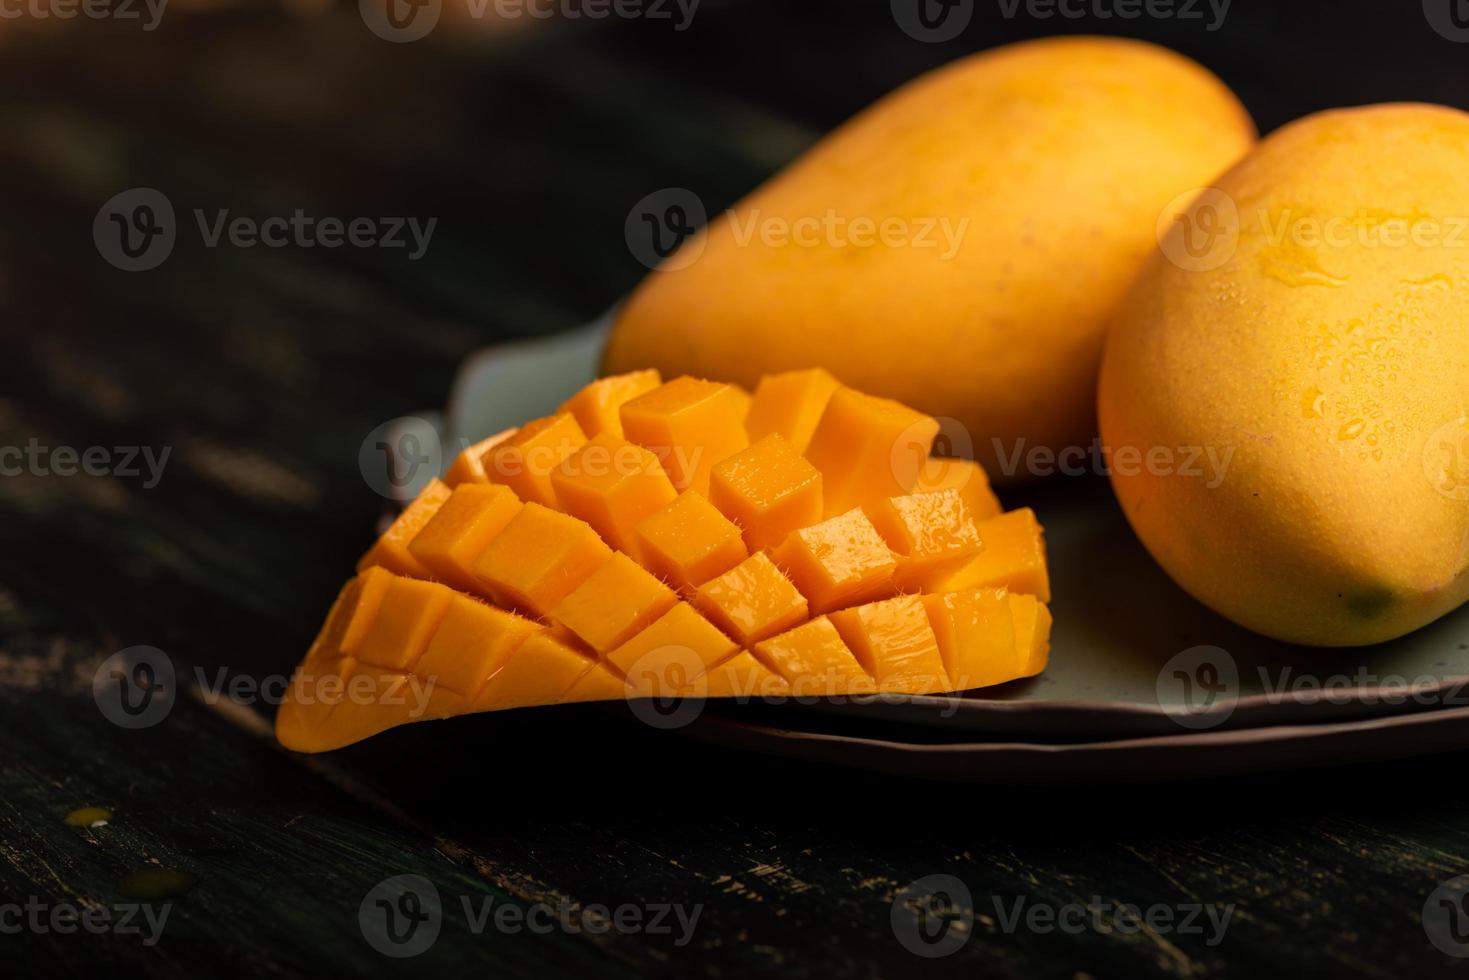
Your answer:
[1099,104,1469,646]
[604,37,1254,477]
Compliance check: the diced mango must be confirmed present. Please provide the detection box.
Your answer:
[699,650,790,700]
[414,594,541,697]
[829,594,949,694]
[634,491,748,594]
[866,489,984,592]
[472,631,596,712]
[693,552,808,646]
[443,429,517,487]
[559,369,662,439]
[620,376,750,494]
[562,663,630,704]
[550,433,677,554]
[335,566,394,658]
[744,367,840,453]
[771,507,896,614]
[300,666,429,753]
[472,502,613,618]
[551,552,678,653]
[355,575,453,672]
[936,507,1050,602]
[1008,592,1052,677]
[922,588,1022,691]
[804,387,939,516]
[407,483,523,593]
[606,602,739,682]
[708,434,824,552]
[483,414,587,506]
[915,456,1002,520]
[752,616,876,696]
[357,479,453,579]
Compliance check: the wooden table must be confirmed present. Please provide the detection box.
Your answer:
[5,4,1469,976]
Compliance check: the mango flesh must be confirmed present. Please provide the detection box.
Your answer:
[1099,104,1469,646]
[603,36,1255,478]
[277,371,1052,752]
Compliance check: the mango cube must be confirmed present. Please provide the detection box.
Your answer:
[407,483,523,593]
[915,456,1002,520]
[634,491,748,593]
[483,413,587,506]
[472,502,613,618]
[1009,592,1052,677]
[443,429,517,487]
[620,376,750,493]
[415,594,541,697]
[559,369,662,439]
[771,507,896,614]
[752,616,875,696]
[550,433,677,554]
[866,489,983,592]
[699,651,790,700]
[829,595,949,693]
[606,601,739,683]
[551,552,678,653]
[472,631,595,712]
[744,367,840,453]
[922,588,1020,691]
[357,479,452,579]
[804,387,939,515]
[708,434,824,552]
[936,507,1050,602]
[325,567,395,659]
[355,575,453,672]
[563,663,630,704]
[693,552,808,645]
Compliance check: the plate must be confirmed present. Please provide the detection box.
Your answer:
[445,316,1469,740]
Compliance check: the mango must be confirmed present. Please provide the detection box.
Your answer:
[1099,104,1469,645]
[603,37,1255,477]
[277,371,1052,752]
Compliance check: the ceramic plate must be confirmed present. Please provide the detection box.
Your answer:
[443,317,1469,741]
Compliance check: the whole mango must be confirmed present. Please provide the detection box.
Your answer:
[604,36,1254,479]
[1099,104,1469,646]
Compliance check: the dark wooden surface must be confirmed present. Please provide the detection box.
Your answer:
[6,3,1469,977]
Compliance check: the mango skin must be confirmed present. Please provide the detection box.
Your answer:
[1099,104,1469,646]
[604,36,1254,480]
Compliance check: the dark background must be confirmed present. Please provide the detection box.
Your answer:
[4,1,1469,977]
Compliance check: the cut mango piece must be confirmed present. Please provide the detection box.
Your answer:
[915,456,1002,520]
[563,663,631,704]
[745,367,840,453]
[708,434,824,552]
[620,376,749,493]
[415,594,541,697]
[407,483,523,593]
[634,491,748,594]
[867,489,983,592]
[550,433,677,554]
[357,479,452,579]
[335,566,394,658]
[559,369,662,439]
[472,631,595,712]
[829,594,949,694]
[752,616,876,696]
[605,602,739,682]
[355,575,453,672]
[551,552,678,653]
[701,651,790,700]
[483,414,587,506]
[472,502,613,618]
[444,429,517,487]
[1008,592,1052,677]
[693,552,808,646]
[772,508,896,614]
[804,387,939,516]
[923,588,1022,691]
[936,507,1050,602]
